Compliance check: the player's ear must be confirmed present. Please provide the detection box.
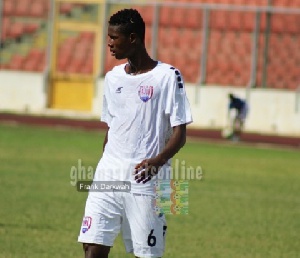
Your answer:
[129,33,138,44]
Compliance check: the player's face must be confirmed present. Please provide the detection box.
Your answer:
[107,25,132,60]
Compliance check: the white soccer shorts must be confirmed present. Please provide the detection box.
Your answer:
[78,191,167,257]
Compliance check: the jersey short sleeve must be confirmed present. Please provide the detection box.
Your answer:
[100,75,113,127]
[165,67,193,127]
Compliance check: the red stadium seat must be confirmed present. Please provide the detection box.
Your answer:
[171,50,187,71]
[184,55,201,83]
[24,23,39,34]
[157,48,175,65]
[60,3,73,15]
[272,0,298,7]
[3,0,14,16]
[134,6,153,25]
[28,49,44,60]
[144,25,152,49]
[158,27,181,49]
[210,10,230,31]
[81,65,93,75]
[178,29,202,57]
[242,12,255,32]
[186,9,203,29]
[1,17,11,41]
[172,8,186,28]
[8,23,24,39]
[159,6,172,27]
[15,0,30,16]
[30,0,47,18]
[79,32,95,42]
[228,12,244,31]
[271,14,285,33]
[23,57,38,71]
[26,49,46,72]
[9,55,26,70]
[57,55,70,72]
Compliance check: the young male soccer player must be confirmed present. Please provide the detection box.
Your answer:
[78,9,193,258]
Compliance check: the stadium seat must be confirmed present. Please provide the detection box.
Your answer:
[159,6,172,27]
[157,48,175,66]
[272,0,297,7]
[144,25,152,48]
[242,12,256,32]
[271,14,300,34]
[15,0,30,16]
[284,15,300,34]
[81,56,94,74]
[134,6,153,25]
[271,14,285,33]
[60,3,74,15]
[1,17,11,41]
[228,11,244,31]
[172,8,186,28]
[9,55,25,70]
[79,31,95,42]
[239,32,252,52]
[23,56,39,71]
[178,29,202,57]
[210,10,229,30]
[171,50,187,71]
[30,0,47,18]
[57,41,73,71]
[25,23,39,34]
[158,27,181,49]
[184,55,201,83]
[9,23,25,39]
[185,8,203,29]
[3,0,14,16]
[66,58,83,74]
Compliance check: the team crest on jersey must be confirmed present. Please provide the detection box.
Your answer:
[138,86,153,102]
[81,216,92,233]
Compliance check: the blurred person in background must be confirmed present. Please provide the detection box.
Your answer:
[223,93,249,141]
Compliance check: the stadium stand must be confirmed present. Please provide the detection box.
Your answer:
[0,0,299,90]
[55,31,94,74]
[0,0,49,71]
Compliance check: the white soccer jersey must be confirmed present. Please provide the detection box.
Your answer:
[98,61,193,194]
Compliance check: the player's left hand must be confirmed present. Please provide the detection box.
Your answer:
[133,156,165,184]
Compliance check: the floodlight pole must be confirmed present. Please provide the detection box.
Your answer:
[151,3,159,60]
[98,1,110,78]
[262,0,272,88]
[196,7,210,104]
[0,0,3,59]
[44,0,55,108]
[296,86,300,113]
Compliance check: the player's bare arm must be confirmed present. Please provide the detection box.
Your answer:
[134,123,187,183]
[102,127,109,152]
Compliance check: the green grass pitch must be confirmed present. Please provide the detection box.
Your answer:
[0,124,299,258]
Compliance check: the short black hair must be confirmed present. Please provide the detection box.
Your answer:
[108,9,145,43]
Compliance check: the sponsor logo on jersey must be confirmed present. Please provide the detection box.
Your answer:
[81,216,92,233]
[115,87,123,93]
[138,86,153,102]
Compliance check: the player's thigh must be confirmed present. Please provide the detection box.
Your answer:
[83,243,110,258]
[78,192,122,246]
[123,194,167,257]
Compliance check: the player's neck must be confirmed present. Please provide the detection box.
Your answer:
[126,51,157,76]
